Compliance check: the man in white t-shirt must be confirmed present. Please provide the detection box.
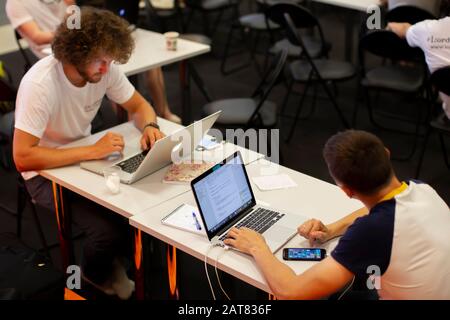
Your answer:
[13,7,164,299]
[389,17,450,122]
[6,0,182,123]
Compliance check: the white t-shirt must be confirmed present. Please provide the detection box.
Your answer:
[15,55,135,180]
[407,17,450,119]
[6,0,68,59]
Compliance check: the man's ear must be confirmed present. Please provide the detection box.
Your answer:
[340,185,354,199]
[385,147,391,159]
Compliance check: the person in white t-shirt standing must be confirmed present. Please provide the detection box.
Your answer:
[388,17,450,123]
[13,7,164,299]
[6,0,182,123]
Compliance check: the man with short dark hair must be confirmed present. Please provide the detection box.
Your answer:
[225,130,450,299]
[13,7,164,299]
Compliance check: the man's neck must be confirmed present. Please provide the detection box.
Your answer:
[359,177,403,210]
[62,63,87,88]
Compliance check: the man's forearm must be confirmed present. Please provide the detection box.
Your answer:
[131,102,158,131]
[251,247,302,299]
[327,207,369,237]
[15,145,96,172]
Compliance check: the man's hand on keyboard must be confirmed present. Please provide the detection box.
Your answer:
[91,132,125,159]
[224,227,269,256]
[141,127,165,150]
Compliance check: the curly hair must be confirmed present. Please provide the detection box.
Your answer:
[52,7,135,67]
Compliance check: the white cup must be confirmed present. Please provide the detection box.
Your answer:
[103,166,122,194]
[164,31,179,51]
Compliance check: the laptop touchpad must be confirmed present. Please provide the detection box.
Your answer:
[264,225,295,242]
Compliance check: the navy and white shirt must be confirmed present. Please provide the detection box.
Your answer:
[331,180,450,300]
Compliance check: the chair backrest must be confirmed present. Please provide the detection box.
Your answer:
[265,2,320,30]
[265,3,326,57]
[386,5,437,24]
[359,29,424,62]
[430,66,450,96]
[248,48,288,126]
[14,31,32,72]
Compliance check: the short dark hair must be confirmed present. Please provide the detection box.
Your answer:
[52,7,134,67]
[323,130,394,195]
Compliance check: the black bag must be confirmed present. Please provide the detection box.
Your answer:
[0,233,65,300]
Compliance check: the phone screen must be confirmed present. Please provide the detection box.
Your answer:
[284,248,325,261]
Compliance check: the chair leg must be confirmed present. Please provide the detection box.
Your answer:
[29,200,51,260]
[286,81,311,143]
[16,182,27,238]
[188,62,213,102]
[439,133,450,169]
[320,80,350,129]
[220,23,252,76]
[280,79,294,118]
[415,125,432,179]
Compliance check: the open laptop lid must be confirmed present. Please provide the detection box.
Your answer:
[191,151,257,241]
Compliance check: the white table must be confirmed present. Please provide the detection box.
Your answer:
[40,117,265,298]
[121,28,210,77]
[0,24,28,56]
[309,0,381,61]
[130,158,364,295]
[41,118,264,219]
[312,0,380,12]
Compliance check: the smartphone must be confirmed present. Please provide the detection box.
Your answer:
[282,248,326,261]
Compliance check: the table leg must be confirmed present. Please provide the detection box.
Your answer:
[179,61,191,125]
[167,245,179,299]
[134,228,145,300]
[52,182,74,275]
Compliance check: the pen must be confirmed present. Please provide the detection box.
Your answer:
[192,212,202,230]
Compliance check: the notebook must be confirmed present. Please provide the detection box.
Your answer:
[162,161,214,185]
[161,204,206,236]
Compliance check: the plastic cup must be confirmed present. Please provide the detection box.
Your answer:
[164,31,179,51]
[103,166,122,194]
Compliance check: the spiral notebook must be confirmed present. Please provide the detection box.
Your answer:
[161,204,206,236]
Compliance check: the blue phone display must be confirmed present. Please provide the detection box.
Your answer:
[283,248,326,261]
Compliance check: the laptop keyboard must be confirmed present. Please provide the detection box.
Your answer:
[219,208,285,241]
[117,151,147,174]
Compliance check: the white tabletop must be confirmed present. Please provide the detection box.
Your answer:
[0,26,210,76]
[311,0,381,12]
[120,29,210,76]
[0,24,28,56]
[39,119,264,219]
[129,158,364,294]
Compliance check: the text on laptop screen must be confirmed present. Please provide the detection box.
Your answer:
[193,156,253,234]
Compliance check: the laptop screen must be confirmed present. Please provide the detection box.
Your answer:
[105,0,140,25]
[192,152,256,238]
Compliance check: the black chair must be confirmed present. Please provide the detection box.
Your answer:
[220,0,282,76]
[143,0,184,32]
[179,33,214,120]
[273,6,355,141]
[416,67,450,178]
[184,0,240,37]
[14,31,33,74]
[355,29,428,159]
[0,111,51,260]
[203,48,288,129]
[386,5,437,25]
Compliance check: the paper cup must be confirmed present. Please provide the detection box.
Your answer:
[164,31,179,51]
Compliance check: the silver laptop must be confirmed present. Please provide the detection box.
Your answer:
[191,151,307,253]
[80,111,221,184]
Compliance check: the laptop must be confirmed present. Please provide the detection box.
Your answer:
[105,0,140,26]
[191,151,308,253]
[80,111,221,184]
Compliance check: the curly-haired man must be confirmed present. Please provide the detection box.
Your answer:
[13,7,164,299]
